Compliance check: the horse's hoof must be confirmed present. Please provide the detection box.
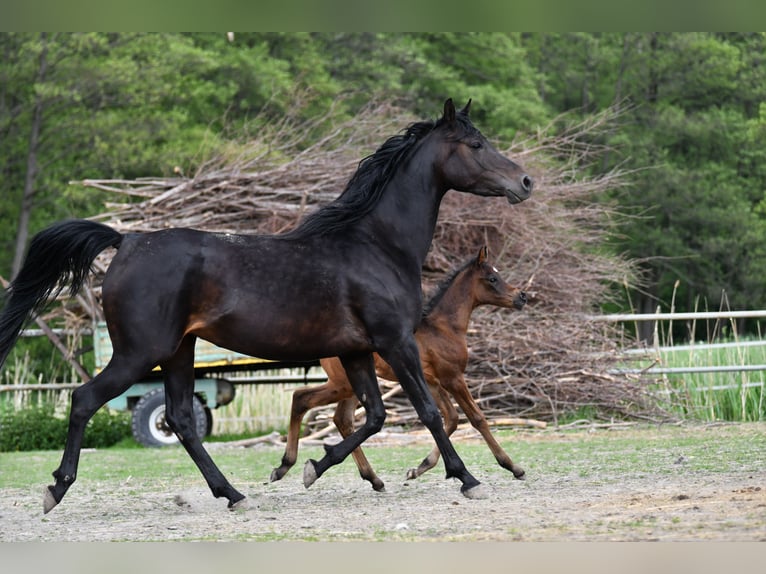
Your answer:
[513,467,526,480]
[229,497,251,511]
[407,468,420,480]
[303,459,318,489]
[461,483,489,500]
[43,486,59,514]
[371,480,386,492]
[269,468,284,483]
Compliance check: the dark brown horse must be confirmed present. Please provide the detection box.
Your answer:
[0,99,532,513]
[270,246,528,491]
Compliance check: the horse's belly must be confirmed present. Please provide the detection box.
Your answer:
[195,313,372,362]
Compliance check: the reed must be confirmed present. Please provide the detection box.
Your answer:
[210,368,324,435]
[0,352,71,414]
[653,336,766,422]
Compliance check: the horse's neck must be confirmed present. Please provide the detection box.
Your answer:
[428,272,477,335]
[370,164,446,266]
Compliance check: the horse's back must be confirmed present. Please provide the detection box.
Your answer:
[101,228,391,361]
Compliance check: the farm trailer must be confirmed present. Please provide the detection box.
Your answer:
[93,322,324,447]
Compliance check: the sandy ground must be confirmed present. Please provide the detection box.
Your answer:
[1,426,764,542]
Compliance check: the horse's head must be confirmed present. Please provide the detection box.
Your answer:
[431,99,533,204]
[473,246,527,311]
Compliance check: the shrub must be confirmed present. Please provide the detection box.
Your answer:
[0,405,130,452]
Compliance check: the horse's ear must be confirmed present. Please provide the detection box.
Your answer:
[460,99,472,116]
[443,98,456,123]
[477,245,488,264]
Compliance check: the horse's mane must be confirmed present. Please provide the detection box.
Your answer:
[287,112,477,238]
[421,256,476,319]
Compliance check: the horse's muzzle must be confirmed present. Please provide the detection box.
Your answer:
[513,291,527,310]
[505,175,534,204]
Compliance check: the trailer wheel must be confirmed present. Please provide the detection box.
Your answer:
[131,388,208,447]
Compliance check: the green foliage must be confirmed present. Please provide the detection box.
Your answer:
[0,404,130,452]
[0,404,62,452]
[3,31,766,350]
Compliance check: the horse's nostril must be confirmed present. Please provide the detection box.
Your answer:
[521,175,533,193]
[519,291,527,302]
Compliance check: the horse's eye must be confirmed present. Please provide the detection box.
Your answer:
[488,276,497,283]
[469,141,483,149]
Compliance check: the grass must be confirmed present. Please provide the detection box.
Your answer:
[2,422,763,490]
[3,423,764,542]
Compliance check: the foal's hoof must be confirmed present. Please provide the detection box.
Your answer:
[461,483,489,500]
[303,459,318,489]
[405,468,418,481]
[269,467,285,483]
[42,486,59,514]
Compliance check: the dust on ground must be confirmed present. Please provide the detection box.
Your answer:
[1,424,764,542]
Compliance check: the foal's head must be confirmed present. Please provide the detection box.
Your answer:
[470,245,527,311]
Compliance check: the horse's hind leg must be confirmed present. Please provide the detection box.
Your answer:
[270,381,355,483]
[333,397,386,491]
[405,386,459,480]
[161,335,245,509]
[44,358,150,513]
[303,353,386,489]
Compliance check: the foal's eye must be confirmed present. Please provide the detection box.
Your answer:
[488,276,497,284]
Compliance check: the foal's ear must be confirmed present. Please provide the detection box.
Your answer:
[460,99,472,116]
[477,245,488,265]
[443,98,456,123]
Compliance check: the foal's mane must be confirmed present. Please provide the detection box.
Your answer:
[421,256,477,319]
[288,111,477,238]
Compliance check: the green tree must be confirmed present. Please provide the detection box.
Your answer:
[1,32,343,281]
[605,33,766,335]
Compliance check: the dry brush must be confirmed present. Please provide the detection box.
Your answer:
[48,102,660,426]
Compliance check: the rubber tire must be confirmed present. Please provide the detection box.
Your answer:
[131,388,208,447]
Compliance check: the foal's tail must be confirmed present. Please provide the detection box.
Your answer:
[0,220,123,368]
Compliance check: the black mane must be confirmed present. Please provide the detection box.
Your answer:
[287,112,477,238]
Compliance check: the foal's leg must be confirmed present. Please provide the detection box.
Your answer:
[44,358,151,513]
[303,353,386,488]
[443,374,525,479]
[405,386,460,480]
[333,396,386,491]
[380,337,484,499]
[270,381,355,482]
[161,335,245,509]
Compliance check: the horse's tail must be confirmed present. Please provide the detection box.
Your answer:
[0,220,123,368]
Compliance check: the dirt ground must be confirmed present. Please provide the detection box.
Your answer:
[1,425,765,542]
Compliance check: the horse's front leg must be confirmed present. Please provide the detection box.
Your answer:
[333,397,386,491]
[405,385,459,480]
[302,353,385,489]
[380,337,485,499]
[445,374,525,479]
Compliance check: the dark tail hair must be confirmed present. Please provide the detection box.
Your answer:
[0,220,123,368]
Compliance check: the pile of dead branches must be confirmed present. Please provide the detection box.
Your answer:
[60,101,661,424]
